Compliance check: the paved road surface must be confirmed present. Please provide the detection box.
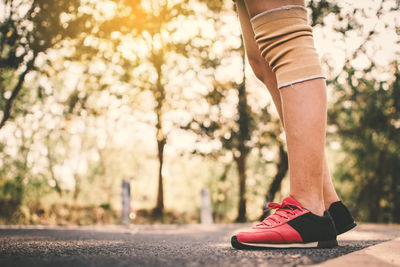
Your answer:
[0,224,399,267]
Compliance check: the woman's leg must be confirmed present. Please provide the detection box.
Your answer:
[242,0,326,216]
[323,156,340,207]
[236,0,340,211]
[232,1,354,249]
[279,79,327,216]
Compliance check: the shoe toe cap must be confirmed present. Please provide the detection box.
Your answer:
[236,230,283,243]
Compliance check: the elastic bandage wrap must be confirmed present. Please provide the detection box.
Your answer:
[250,6,325,89]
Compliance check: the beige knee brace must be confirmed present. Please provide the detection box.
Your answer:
[251,6,325,89]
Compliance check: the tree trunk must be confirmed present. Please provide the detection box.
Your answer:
[214,164,231,221]
[392,156,400,223]
[234,36,250,223]
[0,58,35,130]
[369,149,386,222]
[45,136,63,196]
[235,152,247,222]
[98,149,112,204]
[154,126,166,216]
[260,140,288,220]
[151,47,166,216]
[390,68,399,222]
[153,75,165,216]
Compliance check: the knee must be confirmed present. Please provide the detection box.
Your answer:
[251,7,325,89]
[247,54,269,82]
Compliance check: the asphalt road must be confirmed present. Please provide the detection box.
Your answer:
[0,224,395,267]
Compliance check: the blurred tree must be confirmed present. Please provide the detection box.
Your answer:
[183,1,295,222]
[1,0,398,225]
[258,135,288,220]
[0,140,26,221]
[324,0,400,222]
[182,27,253,222]
[234,63,251,222]
[329,62,400,222]
[0,0,123,220]
[96,0,212,216]
[0,0,93,129]
[182,7,285,221]
[307,0,340,27]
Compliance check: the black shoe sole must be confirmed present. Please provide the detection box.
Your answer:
[337,222,357,235]
[231,236,338,249]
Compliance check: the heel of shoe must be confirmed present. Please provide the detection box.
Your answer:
[317,239,338,248]
[328,201,357,235]
[337,222,357,235]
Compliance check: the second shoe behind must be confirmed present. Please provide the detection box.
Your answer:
[328,201,357,235]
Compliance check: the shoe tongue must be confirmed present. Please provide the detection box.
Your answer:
[281,196,302,207]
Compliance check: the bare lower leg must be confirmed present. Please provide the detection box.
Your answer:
[323,153,340,208]
[279,79,326,216]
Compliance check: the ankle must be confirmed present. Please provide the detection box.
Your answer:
[323,194,340,210]
[292,195,325,216]
[324,197,340,210]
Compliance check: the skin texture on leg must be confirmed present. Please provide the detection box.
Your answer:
[280,79,326,216]
[242,0,330,216]
[322,154,340,208]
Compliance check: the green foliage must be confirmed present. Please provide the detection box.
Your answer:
[92,0,224,215]
[199,0,224,13]
[0,0,94,128]
[0,176,23,221]
[0,0,399,225]
[307,0,340,26]
[329,62,400,222]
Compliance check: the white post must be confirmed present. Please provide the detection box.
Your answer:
[121,180,131,224]
[200,188,213,224]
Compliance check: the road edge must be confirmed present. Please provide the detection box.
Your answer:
[311,237,400,267]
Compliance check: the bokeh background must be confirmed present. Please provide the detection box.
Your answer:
[0,0,399,225]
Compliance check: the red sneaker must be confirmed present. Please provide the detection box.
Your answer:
[231,196,338,249]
